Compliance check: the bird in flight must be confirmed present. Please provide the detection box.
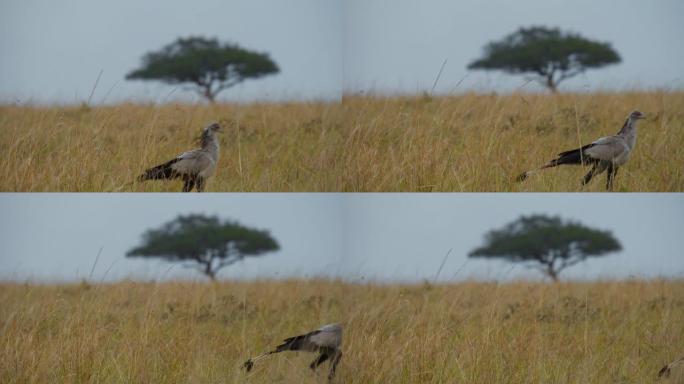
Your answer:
[243,323,343,380]
[516,110,645,190]
[137,122,222,192]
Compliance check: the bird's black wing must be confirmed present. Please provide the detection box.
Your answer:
[138,157,182,181]
[275,330,321,352]
[555,143,596,162]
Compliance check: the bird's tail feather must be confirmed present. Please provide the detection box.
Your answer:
[515,170,533,182]
[516,163,555,182]
[243,333,310,372]
[243,333,312,372]
[658,364,670,378]
[516,147,591,182]
[138,159,179,181]
[551,148,587,167]
[243,351,279,372]
[275,335,308,352]
[111,180,136,192]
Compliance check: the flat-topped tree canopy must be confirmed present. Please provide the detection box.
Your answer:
[126,36,279,102]
[468,26,621,92]
[127,214,279,280]
[469,214,622,281]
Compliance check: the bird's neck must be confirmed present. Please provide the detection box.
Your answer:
[618,118,636,136]
[617,118,638,146]
[200,133,219,155]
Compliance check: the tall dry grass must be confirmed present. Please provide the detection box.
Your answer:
[0,101,344,192]
[1,91,683,191]
[1,279,682,383]
[341,91,684,191]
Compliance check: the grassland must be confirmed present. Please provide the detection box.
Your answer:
[1,279,682,383]
[1,91,683,191]
[0,101,344,192]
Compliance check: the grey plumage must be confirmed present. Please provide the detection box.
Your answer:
[138,123,222,192]
[243,323,343,380]
[517,110,645,190]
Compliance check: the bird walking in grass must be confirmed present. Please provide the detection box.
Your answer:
[516,110,645,190]
[243,323,343,380]
[137,122,222,192]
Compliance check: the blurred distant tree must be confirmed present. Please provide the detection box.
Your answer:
[127,214,279,280]
[126,36,279,102]
[469,214,621,281]
[468,26,621,92]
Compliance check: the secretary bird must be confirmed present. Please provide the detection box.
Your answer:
[516,110,645,190]
[243,323,343,380]
[137,122,221,192]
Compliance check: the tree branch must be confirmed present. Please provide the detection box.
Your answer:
[182,263,206,274]
[558,256,586,271]
[524,263,549,273]
[556,68,585,84]
[213,78,244,95]
[215,257,242,271]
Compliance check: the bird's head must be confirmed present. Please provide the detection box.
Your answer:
[205,122,223,133]
[198,122,223,146]
[629,110,645,120]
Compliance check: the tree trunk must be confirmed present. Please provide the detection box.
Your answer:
[546,74,558,94]
[203,261,216,281]
[545,265,559,282]
[203,84,216,104]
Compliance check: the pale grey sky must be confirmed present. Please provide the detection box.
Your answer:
[1,0,683,104]
[343,0,684,94]
[0,0,343,104]
[1,193,682,283]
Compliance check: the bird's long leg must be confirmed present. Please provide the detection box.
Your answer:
[195,177,205,192]
[581,163,598,186]
[606,165,618,191]
[328,351,342,380]
[182,176,195,192]
[310,352,330,370]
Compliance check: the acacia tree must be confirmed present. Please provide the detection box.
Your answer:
[127,214,279,280]
[468,26,621,92]
[126,36,279,102]
[469,215,621,281]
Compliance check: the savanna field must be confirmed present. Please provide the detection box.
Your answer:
[1,92,683,192]
[1,280,682,383]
